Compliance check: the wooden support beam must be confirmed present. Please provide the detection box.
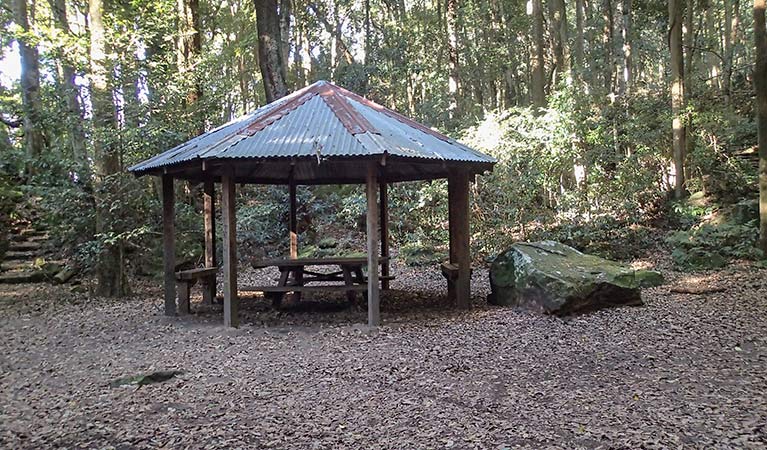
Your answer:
[289,178,298,259]
[366,164,380,326]
[379,182,390,290]
[162,175,177,316]
[448,171,471,308]
[203,179,216,304]
[222,174,239,327]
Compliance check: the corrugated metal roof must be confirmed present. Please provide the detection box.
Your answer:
[127,80,495,175]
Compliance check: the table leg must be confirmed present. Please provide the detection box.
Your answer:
[341,265,357,304]
[354,267,365,284]
[293,266,304,302]
[268,267,290,308]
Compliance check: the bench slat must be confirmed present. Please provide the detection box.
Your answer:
[252,256,390,269]
[241,284,368,293]
[176,267,218,280]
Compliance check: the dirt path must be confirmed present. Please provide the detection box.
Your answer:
[1,261,766,449]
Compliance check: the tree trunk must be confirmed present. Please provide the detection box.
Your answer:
[619,0,632,93]
[705,0,721,89]
[446,0,461,118]
[548,0,569,84]
[754,0,767,253]
[13,0,45,169]
[574,0,586,79]
[279,0,292,78]
[684,0,695,97]
[256,0,289,103]
[724,0,741,101]
[670,0,687,199]
[602,0,615,93]
[531,0,546,107]
[178,0,204,134]
[48,0,88,177]
[90,0,130,296]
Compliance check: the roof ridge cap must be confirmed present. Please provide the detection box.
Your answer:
[334,85,457,145]
[316,83,379,135]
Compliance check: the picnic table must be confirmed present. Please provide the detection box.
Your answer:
[243,256,391,305]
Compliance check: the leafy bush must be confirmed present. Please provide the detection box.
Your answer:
[666,222,762,269]
[0,175,22,261]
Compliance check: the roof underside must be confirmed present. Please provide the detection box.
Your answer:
[127,81,495,184]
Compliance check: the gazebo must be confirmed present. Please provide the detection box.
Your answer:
[128,80,495,327]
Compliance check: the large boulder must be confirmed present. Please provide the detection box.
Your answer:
[488,241,659,315]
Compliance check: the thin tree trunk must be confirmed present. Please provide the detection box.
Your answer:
[705,1,721,89]
[670,0,687,199]
[49,0,87,177]
[684,0,696,175]
[531,0,546,107]
[279,0,292,78]
[619,0,632,93]
[602,0,615,93]
[364,0,371,65]
[724,0,741,100]
[178,0,204,134]
[256,0,289,102]
[684,0,695,97]
[574,0,586,79]
[446,0,461,118]
[89,0,130,296]
[13,0,45,169]
[549,0,569,84]
[754,0,767,252]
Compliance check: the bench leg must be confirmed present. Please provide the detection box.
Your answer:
[177,281,191,315]
[201,276,216,305]
[446,278,456,305]
[267,292,284,308]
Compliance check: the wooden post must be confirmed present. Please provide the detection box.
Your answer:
[222,173,239,328]
[447,178,457,304]
[203,179,216,304]
[162,175,176,316]
[289,179,298,259]
[448,170,471,308]
[379,182,390,290]
[366,164,380,326]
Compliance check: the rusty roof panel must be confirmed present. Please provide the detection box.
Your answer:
[219,94,371,159]
[127,80,495,175]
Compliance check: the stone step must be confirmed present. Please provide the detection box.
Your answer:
[3,251,40,261]
[10,233,49,243]
[1,261,35,271]
[9,241,44,252]
[0,270,48,284]
[16,228,47,238]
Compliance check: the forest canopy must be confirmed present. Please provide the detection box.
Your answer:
[0,0,765,296]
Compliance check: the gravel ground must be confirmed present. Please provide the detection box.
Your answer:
[1,257,766,449]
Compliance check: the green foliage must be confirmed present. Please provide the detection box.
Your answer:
[399,242,447,267]
[666,222,762,270]
[0,174,22,260]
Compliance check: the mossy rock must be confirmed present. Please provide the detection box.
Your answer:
[399,243,446,267]
[635,270,664,288]
[489,241,646,315]
[317,237,339,249]
[110,370,183,387]
[726,199,759,225]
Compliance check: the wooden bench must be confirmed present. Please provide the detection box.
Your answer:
[176,267,218,314]
[242,284,369,307]
[249,256,391,306]
[441,262,473,304]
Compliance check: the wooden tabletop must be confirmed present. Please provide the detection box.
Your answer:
[252,256,390,269]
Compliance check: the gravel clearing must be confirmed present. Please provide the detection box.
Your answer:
[1,257,766,449]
